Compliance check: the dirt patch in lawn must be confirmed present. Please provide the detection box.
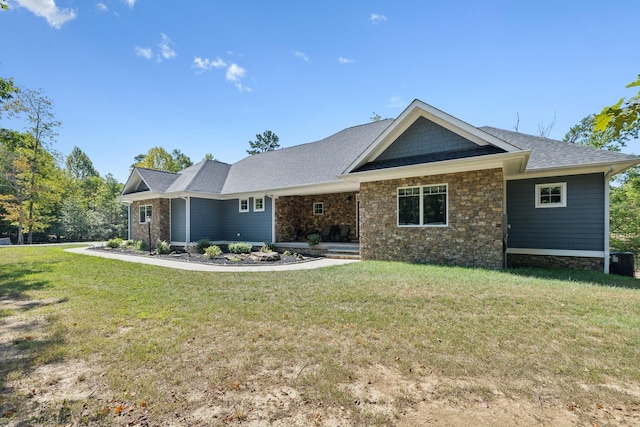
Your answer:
[2,297,640,426]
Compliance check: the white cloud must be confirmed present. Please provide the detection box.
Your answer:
[294,51,309,62]
[193,57,227,72]
[15,0,77,29]
[135,47,153,59]
[134,34,177,62]
[194,56,251,92]
[96,3,108,12]
[123,0,136,7]
[370,13,387,24]
[338,56,354,64]
[159,33,176,60]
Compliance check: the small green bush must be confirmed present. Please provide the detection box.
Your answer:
[195,239,211,254]
[307,233,321,246]
[203,245,222,259]
[261,241,276,252]
[229,242,253,254]
[106,238,123,248]
[156,240,171,254]
[123,240,135,247]
[135,240,148,251]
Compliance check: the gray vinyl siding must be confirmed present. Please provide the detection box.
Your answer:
[217,197,273,242]
[377,116,478,161]
[187,196,272,243]
[506,173,605,251]
[170,199,187,242]
[190,198,223,242]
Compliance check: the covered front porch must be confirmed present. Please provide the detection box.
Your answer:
[274,191,360,243]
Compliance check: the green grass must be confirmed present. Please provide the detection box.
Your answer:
[1,245,639,425]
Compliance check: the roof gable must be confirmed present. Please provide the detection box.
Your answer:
[344,99,522,174]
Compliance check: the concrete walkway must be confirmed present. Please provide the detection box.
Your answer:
[65,246,359,272]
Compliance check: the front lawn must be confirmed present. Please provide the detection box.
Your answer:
[1,245,639,426]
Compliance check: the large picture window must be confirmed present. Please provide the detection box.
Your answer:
[398,184,448,226]
[535,182,566,208]
[139,205,152,223]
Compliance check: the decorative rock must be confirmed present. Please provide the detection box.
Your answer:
[250,251,281,262]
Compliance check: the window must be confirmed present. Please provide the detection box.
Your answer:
[535,182,566,208]
[239,198,249,212]
[139,205,152,223]
[398,184,448,226]
[254,197,265,212]
[313,202,324,215]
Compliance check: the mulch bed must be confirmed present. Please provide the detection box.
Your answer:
[88,246,318,266]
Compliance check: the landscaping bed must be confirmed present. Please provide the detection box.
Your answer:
[89,241,318,266]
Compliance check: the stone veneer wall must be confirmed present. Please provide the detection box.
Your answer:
[359,169,504,269]
[507,254,604,272]
[275,192,359,242]
[132,199,170,248]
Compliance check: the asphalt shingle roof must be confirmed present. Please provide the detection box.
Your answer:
[127,119,639,198]
[480,126,639,170]
[220,119,393,194]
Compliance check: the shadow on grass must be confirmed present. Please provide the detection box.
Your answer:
[0,263,68,422]
[505,267,640,290]
[0,264,51,300]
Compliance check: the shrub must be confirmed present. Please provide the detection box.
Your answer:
[156,240,171,254]
[106,238,123,248]
[203,245,222,259]
[135,240,148,251]
[229,242,253,254]
[123,240,135,247]
[195,239,211,254]
[307,233,321,246]
[261,241,276,252]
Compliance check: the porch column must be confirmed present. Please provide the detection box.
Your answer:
[186,196,191,244]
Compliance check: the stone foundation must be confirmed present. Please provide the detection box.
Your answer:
[275,192,358,242]
[359,169,504,269]
[132,199,170,248]
[507,253,604,272]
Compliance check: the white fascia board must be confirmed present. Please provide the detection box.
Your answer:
[259,180,360,198]
[505,160,640,181]
[117,191,164,203]
[507,248,605,258]
[121,169,146,195]
[344,99,522,174]
[340,151,528,183]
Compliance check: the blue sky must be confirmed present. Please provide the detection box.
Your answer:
[1,0,639,183]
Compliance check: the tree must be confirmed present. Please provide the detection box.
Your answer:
[370,112,382,122]
[66,146,99,180]
[133,147,193,172]
[0,77,16,108]
[204,153,217,161]
[4,88,62,243]
[610,169,640,255]
[247,130,280,155]
[563,114,639,152]
[595,74,640,137]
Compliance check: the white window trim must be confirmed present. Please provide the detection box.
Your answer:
[397,184,448,227]
[535,182,567,208]
[313,202,324,215]
[254,197,265,212]
[239,198,249,213]
[139,205,152,224]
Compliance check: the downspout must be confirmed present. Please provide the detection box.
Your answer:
[603,165,615,274]
[270,195,277,243]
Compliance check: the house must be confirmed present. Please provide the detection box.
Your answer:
[119,100,640,272]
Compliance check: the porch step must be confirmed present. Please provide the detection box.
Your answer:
[325,247,361,260]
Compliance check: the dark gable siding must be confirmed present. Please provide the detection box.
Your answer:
[170,198,187,242]
[190,198,223,242]
[376,116,478,161]
[506,173,605,251]
[218,197,273,242]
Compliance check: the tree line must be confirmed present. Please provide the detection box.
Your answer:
[0,78,128,244]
